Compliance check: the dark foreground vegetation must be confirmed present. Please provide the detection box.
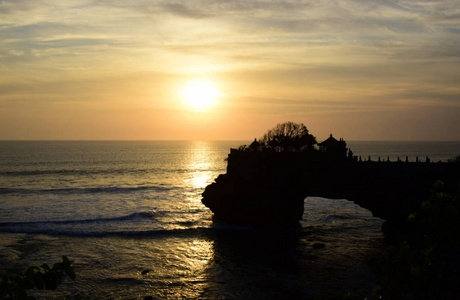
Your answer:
[0,256,75,299]
[364,181,460,300]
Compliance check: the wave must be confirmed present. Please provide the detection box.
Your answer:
[0,212,254,237]
[324,214,353,222]
[0,211,167,237]
[0,223,264,238]
[0,226,213,237]
[0,168,156,177]
[0,167,224,177]
[0,185,179,195]
[0,211,158,227]
[0,220,221,238]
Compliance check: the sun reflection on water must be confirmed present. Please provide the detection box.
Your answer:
[188,171,214,189]
[183,141,219,198]
[185,239,214,273]
[150,238,215,298]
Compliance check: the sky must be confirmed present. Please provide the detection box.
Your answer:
[1,0,459,141]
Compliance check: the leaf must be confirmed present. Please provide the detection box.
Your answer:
[41,263,51,272]
[65,267,76,281]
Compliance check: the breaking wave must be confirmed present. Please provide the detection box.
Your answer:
[0,185,179,195]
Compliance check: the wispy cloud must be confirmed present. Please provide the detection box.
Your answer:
[0,0,459,140]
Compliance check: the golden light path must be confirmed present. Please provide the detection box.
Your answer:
[181,81,221,111]
[182,141,217,228]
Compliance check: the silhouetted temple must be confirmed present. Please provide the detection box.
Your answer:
[249,139,260,151]
[318,134,340,148]
[202,131,460,234]
[318,134,349,161]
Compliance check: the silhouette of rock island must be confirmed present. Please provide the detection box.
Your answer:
[202,122,460,230]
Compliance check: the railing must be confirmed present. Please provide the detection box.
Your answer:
[355,156,433,163]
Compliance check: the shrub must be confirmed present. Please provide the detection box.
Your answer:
[366,181,460,299]
[0,256,76,299]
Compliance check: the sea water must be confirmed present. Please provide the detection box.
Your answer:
[0,141,459,299]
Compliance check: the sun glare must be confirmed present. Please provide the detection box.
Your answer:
[181,81,220,111]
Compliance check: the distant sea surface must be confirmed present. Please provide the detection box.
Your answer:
[0,141,459,299]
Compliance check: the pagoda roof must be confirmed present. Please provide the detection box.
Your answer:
[319,134,340,147]
[249,138,260,149]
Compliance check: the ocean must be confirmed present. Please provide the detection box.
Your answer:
[0,140,459,299]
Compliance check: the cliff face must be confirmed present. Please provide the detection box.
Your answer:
[202,149,460,226]
[202,150,311,226]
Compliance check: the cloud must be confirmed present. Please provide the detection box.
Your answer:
[161,3,210,19]
[8,49,24,56]
[0,0,37,14]
[1,0,458,63]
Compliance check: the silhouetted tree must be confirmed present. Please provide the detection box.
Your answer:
[258,121,316,152]
[448,155,460,163]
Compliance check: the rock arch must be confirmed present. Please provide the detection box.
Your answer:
[202,150,460,227]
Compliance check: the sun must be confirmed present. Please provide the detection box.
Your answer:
[181,81,220,111]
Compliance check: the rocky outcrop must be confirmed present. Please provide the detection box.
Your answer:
[202,150,310,226]
[202,173,306,226]
[202,149,460,227]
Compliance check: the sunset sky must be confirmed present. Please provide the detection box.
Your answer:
[1,0,459,141]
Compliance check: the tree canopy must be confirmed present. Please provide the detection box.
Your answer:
[258,121,317,151]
